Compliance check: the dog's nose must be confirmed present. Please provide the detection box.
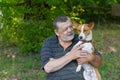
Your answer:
[79,36,83,40]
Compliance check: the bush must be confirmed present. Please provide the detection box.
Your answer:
[0,0,119,54]
[17,21,54,53]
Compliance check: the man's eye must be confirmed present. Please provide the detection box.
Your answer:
[64,28,68,31]
[69,26,73,28]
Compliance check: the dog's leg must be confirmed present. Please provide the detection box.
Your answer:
[83,64,98,80]
[74,41,83,47]
[75,41,83,72]
[94,68,101,80]
[83,69,98,80]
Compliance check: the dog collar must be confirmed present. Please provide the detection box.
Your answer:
[80,40,92,43]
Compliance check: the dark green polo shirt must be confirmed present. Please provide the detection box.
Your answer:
[41,34,101,80]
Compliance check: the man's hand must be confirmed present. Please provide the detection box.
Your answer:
[76,52,95,64]
[68,45,88,60]
[76,52,102,67]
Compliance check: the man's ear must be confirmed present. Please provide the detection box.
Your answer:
[88,22,94,29]
[54,29,59,36]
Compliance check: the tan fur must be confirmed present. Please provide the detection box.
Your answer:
[94,68,101,80]
[73,21,101,80]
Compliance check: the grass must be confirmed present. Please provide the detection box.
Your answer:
[93,23,120,80]
[0,49,46,80]
[0,23,120,80]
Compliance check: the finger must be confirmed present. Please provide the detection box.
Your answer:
[79,52,88,57]
[73,45,79,49]
[79,55,88,58]
[82,50,89,54]
[76,46,84,50]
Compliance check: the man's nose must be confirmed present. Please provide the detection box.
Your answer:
[68,27,73,32]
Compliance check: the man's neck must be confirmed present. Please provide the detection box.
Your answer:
[59,39,72,50]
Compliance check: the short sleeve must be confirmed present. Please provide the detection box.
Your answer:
[94,48,102,57]
[40,38,54,70]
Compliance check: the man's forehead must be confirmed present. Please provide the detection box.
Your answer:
[57,20,72,29]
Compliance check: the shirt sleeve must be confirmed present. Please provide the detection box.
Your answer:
[40,38,54,70]
[94,48,102,57]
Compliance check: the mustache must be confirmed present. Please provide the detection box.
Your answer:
[68,32,74,35]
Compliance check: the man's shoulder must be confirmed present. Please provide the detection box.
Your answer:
[42,35,58,48]
[44,35,58,43]
[45,35,56,40]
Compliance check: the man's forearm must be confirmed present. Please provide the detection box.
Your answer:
[44,54,73,73]
[90,54,102,67]
[43,46,86,73]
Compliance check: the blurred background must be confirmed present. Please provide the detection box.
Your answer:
[0,0,120,80]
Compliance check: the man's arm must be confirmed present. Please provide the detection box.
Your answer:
[89,54,102,67]
[44,46,86,73]
[44,54,73,73]
[76,51,102,67]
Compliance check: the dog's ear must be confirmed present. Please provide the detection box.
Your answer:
[72,21,80,28]
[88,22,94,29]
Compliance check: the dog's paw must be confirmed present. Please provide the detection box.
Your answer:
[49,58,54,60]
[76,65,82,72]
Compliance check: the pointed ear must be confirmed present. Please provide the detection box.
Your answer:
[72,21,80,28]
[88,22,94,29]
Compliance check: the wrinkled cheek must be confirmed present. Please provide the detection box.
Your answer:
[61,34,67,39]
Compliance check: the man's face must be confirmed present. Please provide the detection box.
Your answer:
[55,20,74,42]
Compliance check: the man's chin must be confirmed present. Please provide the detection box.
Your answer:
[63,35,74,41]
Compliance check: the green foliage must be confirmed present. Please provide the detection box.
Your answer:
[0,0,120,53]
[17,21,54,53]
[0,0,55,53]
[0,22,120,80]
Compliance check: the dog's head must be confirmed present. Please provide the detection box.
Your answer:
[73,22,94,40]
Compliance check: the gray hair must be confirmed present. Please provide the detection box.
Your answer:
[53,16,71,29]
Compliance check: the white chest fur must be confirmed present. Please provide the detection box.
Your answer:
[75,41,98,80]
[74,41,93,54]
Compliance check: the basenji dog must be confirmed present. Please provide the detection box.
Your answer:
[73,21,101,80]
